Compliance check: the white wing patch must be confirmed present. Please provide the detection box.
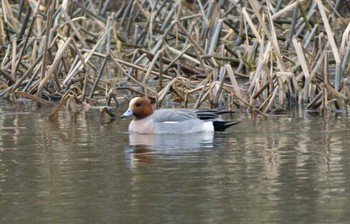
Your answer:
[162,121,180,124]
[203,122,214,132]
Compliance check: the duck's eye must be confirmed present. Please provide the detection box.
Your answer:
[135,103,141,107]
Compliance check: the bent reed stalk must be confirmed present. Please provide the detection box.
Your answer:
[0,0,350,119]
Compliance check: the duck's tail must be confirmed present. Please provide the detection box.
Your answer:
[212,121,240,132]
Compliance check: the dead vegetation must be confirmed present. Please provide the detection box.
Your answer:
[1,0,350,119]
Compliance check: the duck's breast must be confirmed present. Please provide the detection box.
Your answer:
[128,115,154,134]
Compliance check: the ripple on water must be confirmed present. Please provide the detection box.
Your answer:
[1,105,350,223]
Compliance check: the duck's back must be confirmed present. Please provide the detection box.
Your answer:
[152,109,214,134]
[153,109,198,122]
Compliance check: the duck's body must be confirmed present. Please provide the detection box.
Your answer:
[128,109,215,134]
[121,97,239,134]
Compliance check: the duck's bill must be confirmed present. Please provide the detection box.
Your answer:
[121,109,133,118]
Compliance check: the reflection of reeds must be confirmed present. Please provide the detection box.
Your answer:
[0,1,350,118]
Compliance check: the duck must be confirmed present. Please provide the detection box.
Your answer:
[121,97,240,134]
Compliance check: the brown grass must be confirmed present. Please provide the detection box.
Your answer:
[1,0,350,119]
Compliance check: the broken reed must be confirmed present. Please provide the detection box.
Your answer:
[0,0,350,119]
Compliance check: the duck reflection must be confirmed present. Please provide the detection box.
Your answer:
[126,132,214,166]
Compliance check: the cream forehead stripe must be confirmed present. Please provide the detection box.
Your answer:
[129,97,140,107]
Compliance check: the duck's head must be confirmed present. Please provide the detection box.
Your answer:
[121,97,153,120]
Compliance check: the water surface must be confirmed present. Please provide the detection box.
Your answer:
[1,101,350,223]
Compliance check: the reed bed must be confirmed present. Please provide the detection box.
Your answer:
[1,0,350,119]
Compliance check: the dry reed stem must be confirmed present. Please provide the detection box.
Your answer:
[0,0,350,119]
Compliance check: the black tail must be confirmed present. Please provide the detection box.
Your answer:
[213,121,240,132]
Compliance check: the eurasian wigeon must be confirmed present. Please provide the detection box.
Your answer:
[121,97,240,134]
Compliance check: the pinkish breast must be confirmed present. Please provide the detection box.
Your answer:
[128,115,154,134]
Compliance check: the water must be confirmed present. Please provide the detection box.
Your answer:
[1,100,350,223]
